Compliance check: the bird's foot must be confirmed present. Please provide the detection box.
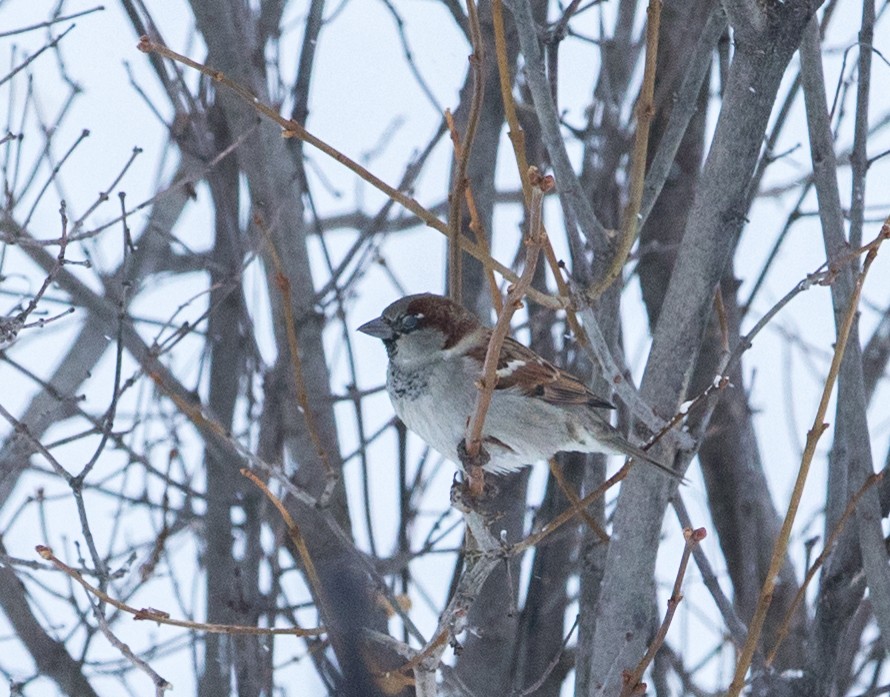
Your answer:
[457,439,491,498]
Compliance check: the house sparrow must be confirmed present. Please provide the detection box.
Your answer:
[358,293,676,477]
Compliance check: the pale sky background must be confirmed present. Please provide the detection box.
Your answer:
[1,0,890,694]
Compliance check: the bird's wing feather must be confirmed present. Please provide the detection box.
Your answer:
[467,333,615,409]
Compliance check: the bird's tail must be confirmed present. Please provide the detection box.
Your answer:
[618,440,684,481]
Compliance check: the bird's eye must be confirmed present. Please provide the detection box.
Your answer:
[400,314,419,332]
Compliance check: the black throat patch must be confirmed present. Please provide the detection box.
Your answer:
[388,365,430,400]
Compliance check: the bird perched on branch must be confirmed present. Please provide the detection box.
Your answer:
[359,293,677,478]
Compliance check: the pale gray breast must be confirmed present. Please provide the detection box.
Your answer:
[387,358,477,463]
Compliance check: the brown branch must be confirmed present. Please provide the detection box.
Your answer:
[491,0,529,200]
[489,0,585,340]
[447,0,485,304]
[586,0,661,301]
[548,459,609,543]
[241,468,328,622]
[444,110,501,313]
[512,462,630,556]
[671,495,749,647]
[460,169,553,495]
[35,545,324,637]
[766,471,884,667]
[392,626,451,676]
[136,36,563,310]
[620,528,707,697]
[257,215,339,505]
[726,221,889,696]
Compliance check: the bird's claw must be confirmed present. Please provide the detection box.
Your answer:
[456,439,490,498]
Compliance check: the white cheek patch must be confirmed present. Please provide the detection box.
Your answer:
[442,330,481,358]
[496,359,527,379]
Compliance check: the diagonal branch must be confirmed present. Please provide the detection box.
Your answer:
[726,225,888,696]
[137,36,563,310]
[460,170,553,495]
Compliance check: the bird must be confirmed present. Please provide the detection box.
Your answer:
[358,293,677,478]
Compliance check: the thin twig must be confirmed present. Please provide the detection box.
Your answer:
[2,203,72,345]
[549,0,583,44]
[71,146,144,234]
[586,0,661,301]
[22,129,90,231]
[517,614,580,695]
[511,462,630,556]
[444,110,501,312]
[491,0,585,338]
[136,36,563,309]
[460,170,554,495]
[548,459,609,543]
[0,24,76,89]
[377,0,444,113]
[447,0,485,303]
[619,527,707,697]
[76,196,132,484]
[672,495,748,647]
[257,215,339,505]
[93,609,172,695]
[575,306,695,452]
[0,5,104,38]
[726,222,888,697]
[766,472,884,666]
[240,469,332,631]
[492,0,528,198]
[35,545,323,636]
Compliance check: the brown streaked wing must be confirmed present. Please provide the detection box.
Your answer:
[468,334,615,409]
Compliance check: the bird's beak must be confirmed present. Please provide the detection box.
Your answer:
[357,316,394,340]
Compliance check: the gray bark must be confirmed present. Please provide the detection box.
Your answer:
[584,0,821,691]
